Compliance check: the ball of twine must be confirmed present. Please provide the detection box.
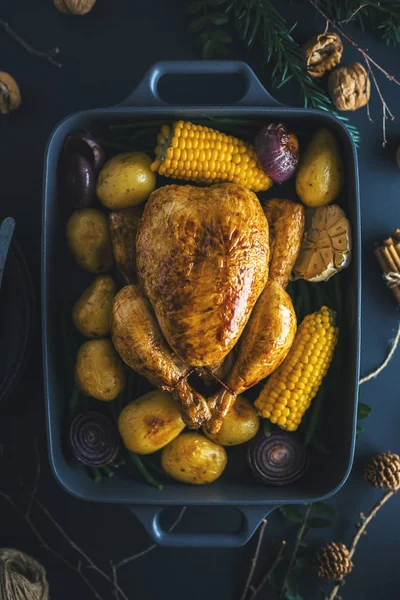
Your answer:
[0,549,49,600]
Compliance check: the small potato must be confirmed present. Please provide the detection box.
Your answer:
[203,395,259,446]
[66,208,113,273]
[97,152,156,209]
[72,275,117,338]
[75,339,125,401]
[118,390,185,455]
[161,433,227,485]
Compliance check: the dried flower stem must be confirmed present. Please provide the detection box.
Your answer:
[240,519,268,600]
[364,58,394,146]
[308,0,400,86]
[280,504,312,598]
[340,3,370,24]
[250,540,287,599]
[111,506,187,600]
[0,17,62,67]
[327,486,399,600]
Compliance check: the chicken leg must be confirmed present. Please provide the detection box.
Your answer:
[111,285,211,428]
[206,279,297,433]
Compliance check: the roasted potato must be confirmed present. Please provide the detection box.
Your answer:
[203,395,259,446]
[161,433,227,485]
[118,390,185,455]
[295,128,344,207]
[97,152,156,210]
[66,208,114,273]
[75,339,125,401]
[72,275,117,338]
[109,207,142,283]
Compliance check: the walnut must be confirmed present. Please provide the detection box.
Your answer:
[0,72,21,115]
[328,63,371,111]
[303,33,343,78]
[396,145,400,169]
[53,0,96,15]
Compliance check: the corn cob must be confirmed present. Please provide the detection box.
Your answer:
[151,121,272,192]
[255,306,338,431]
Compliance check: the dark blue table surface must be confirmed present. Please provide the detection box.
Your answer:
[1,1,399,599]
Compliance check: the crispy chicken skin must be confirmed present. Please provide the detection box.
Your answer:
[136,183,270,367]
[111,285,210,428]
[207,279,297,433]
[262,198,305,289]
[109,207,142,284]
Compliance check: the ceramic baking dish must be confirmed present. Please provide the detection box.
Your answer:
[42,61,361,547]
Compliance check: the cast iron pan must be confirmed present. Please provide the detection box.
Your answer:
[0,238,35,404]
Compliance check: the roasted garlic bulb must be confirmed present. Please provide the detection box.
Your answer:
[292,205,352,282]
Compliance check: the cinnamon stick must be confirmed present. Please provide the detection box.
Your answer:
[374,229,400,304]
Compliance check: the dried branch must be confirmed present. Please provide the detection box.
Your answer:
[364,57,394,146]
[240,519,268,600]
[280,504,312,598]
[26,436,40,519]
[327,486,399,600]
[0,17,62,67]
[0,490,104,600]
[111,506,187,599]
[250,540,287,599]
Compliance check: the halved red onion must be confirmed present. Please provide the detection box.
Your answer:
[255,123,299,184]
[247,431,309,485]
[70,411,120,468]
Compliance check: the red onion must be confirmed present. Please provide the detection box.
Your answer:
[69,411,120,467]
[255,123,299,184]
[247,431,309,485]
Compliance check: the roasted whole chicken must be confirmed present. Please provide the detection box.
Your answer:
[111,183,302,431]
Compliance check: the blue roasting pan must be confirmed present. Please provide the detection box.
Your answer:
[42,61,361,548]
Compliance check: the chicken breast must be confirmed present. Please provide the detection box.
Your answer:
[262,198,304,289]
[136,183,270,367]
[207,279,297,433]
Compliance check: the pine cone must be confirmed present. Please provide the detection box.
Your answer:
[316,542,353,581]
[364,451,400,490]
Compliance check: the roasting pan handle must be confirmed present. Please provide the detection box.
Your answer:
[130,504,277,548]
[119,61,282,107]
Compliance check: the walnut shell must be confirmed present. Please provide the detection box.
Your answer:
[396,145,400,169]
[328,63,370,111]
[53,0,96,14]
[303,33,343,78]
[0,72,21,115]
[292,205,351,282]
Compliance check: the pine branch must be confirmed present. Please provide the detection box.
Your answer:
[227,0,360,145]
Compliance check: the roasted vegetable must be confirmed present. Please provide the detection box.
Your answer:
[70,411,120,467]
[66,208,114,273]
[262,198,305,289]
[97,152,156,209]
[151,121,272,192]
[292,205,352,282]
[75,339,126,401]
[255,307,338,431]
[203,395,259,446]
[63,130,105,173]
[295,129,344,207]
[161,433,227,485]
[72,275,117,338]
[255,123,299,184]
[118,390,185,455]
[109,207,142,283]
[247,431,309,485]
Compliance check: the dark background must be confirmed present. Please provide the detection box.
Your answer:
[1,1,399,599]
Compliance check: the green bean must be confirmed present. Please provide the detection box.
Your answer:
[304,384,325,445]
[91,468,102,483]
[68,387,81,419]
[101,466,114,478]
[128,452,163,490]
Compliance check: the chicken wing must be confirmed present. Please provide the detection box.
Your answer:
[262,198,304,289]
[207,279,297,433]
[111,285,210,428]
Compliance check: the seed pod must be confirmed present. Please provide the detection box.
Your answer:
[247,431,309,485]
[0,72,21,115]
[54,0,96,15]
[69,411,120,467]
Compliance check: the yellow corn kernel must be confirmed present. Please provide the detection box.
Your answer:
[150,121,272,192]
[255,306,338,431]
